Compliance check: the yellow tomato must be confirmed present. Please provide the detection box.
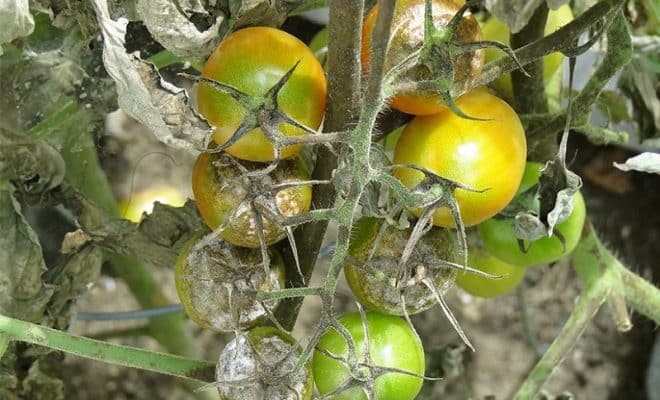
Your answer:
[119,185,187,222]
[393,88,526,228]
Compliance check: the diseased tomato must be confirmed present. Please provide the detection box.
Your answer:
[393,88,527,227]
[192,152,311,248]
[478,163,587,267]
[197,27,327,162]
[455,246,525,297]
[345,217,456,316]
[174,231,285,332]
[216,326,313,399]
[361,0,484,115]
[313,311,425,400]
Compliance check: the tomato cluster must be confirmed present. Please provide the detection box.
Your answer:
[170,2,587,399]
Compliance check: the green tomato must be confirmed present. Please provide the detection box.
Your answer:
[477,163,587,267]
[455,247,525,298]
[313,312,425,400]
[480,4,574,100]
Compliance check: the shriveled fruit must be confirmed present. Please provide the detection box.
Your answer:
[192,152,311,248]
[216,326,313,400]
[174,231,285,331]
[345,217,456,316]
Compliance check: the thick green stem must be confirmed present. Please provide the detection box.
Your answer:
[512,280,608,399]
[0,314,215,383]
[619,265,660,325]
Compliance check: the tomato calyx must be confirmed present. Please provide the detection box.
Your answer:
[381,1,524,118]
[183,62,327,172]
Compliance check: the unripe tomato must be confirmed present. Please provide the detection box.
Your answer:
[345,217,456,316]
[216,326,313,400]
[313,311,425,400]
[197,27,327,162]
[118,185,187,223]
[455,246,525,297]
[480,4,574,99]
[192,152,312,248]
[174,231,285,332]
[478,163,587,267]
[308,27,328,65]
[393,88,527,227]
[361,0,485,115]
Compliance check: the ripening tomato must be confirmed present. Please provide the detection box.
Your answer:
[393,88,527,228]
[478,163,587,267]
[313,311,425,400]
[118,185,187,223]
[480,4,574,99]
[197,27,327,162]
[455,246,525,297]
[192,152,312,248]
[361,0,485,115]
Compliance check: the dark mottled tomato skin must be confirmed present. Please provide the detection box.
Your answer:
[362,0,485,115]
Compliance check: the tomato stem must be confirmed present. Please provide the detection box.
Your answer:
[0,314,216,384]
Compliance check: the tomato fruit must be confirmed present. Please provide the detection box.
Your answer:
[216,326,313,400]
[345,217,456,316]
[192,152,312,248]
[174,231,285,331]
[455,246,525,297]
[313,311,425,400]
[478,163,587,266]
[118,185,187,222]
[393,88,527,227]
[197,27,327,162]
[361,0,484,115]
[480,4,574,100]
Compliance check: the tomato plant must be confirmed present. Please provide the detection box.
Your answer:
[216,326,313,400]
[344,217,456,316]
[480,4,574,99]
[393,88,527,227]
[478,163,587,267]
[174,231,285,331]
[455,246,525,298]
[192,152,312,248]
[361,0,485,115]
[313,311,425,400]
[118,185,187,223]
[197,26,327,162]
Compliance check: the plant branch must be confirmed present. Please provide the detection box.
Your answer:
[469,0,625,93]
[273,0,365,330]
[0,314,216,384]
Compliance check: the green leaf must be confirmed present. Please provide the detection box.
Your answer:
[0,182,54,322]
